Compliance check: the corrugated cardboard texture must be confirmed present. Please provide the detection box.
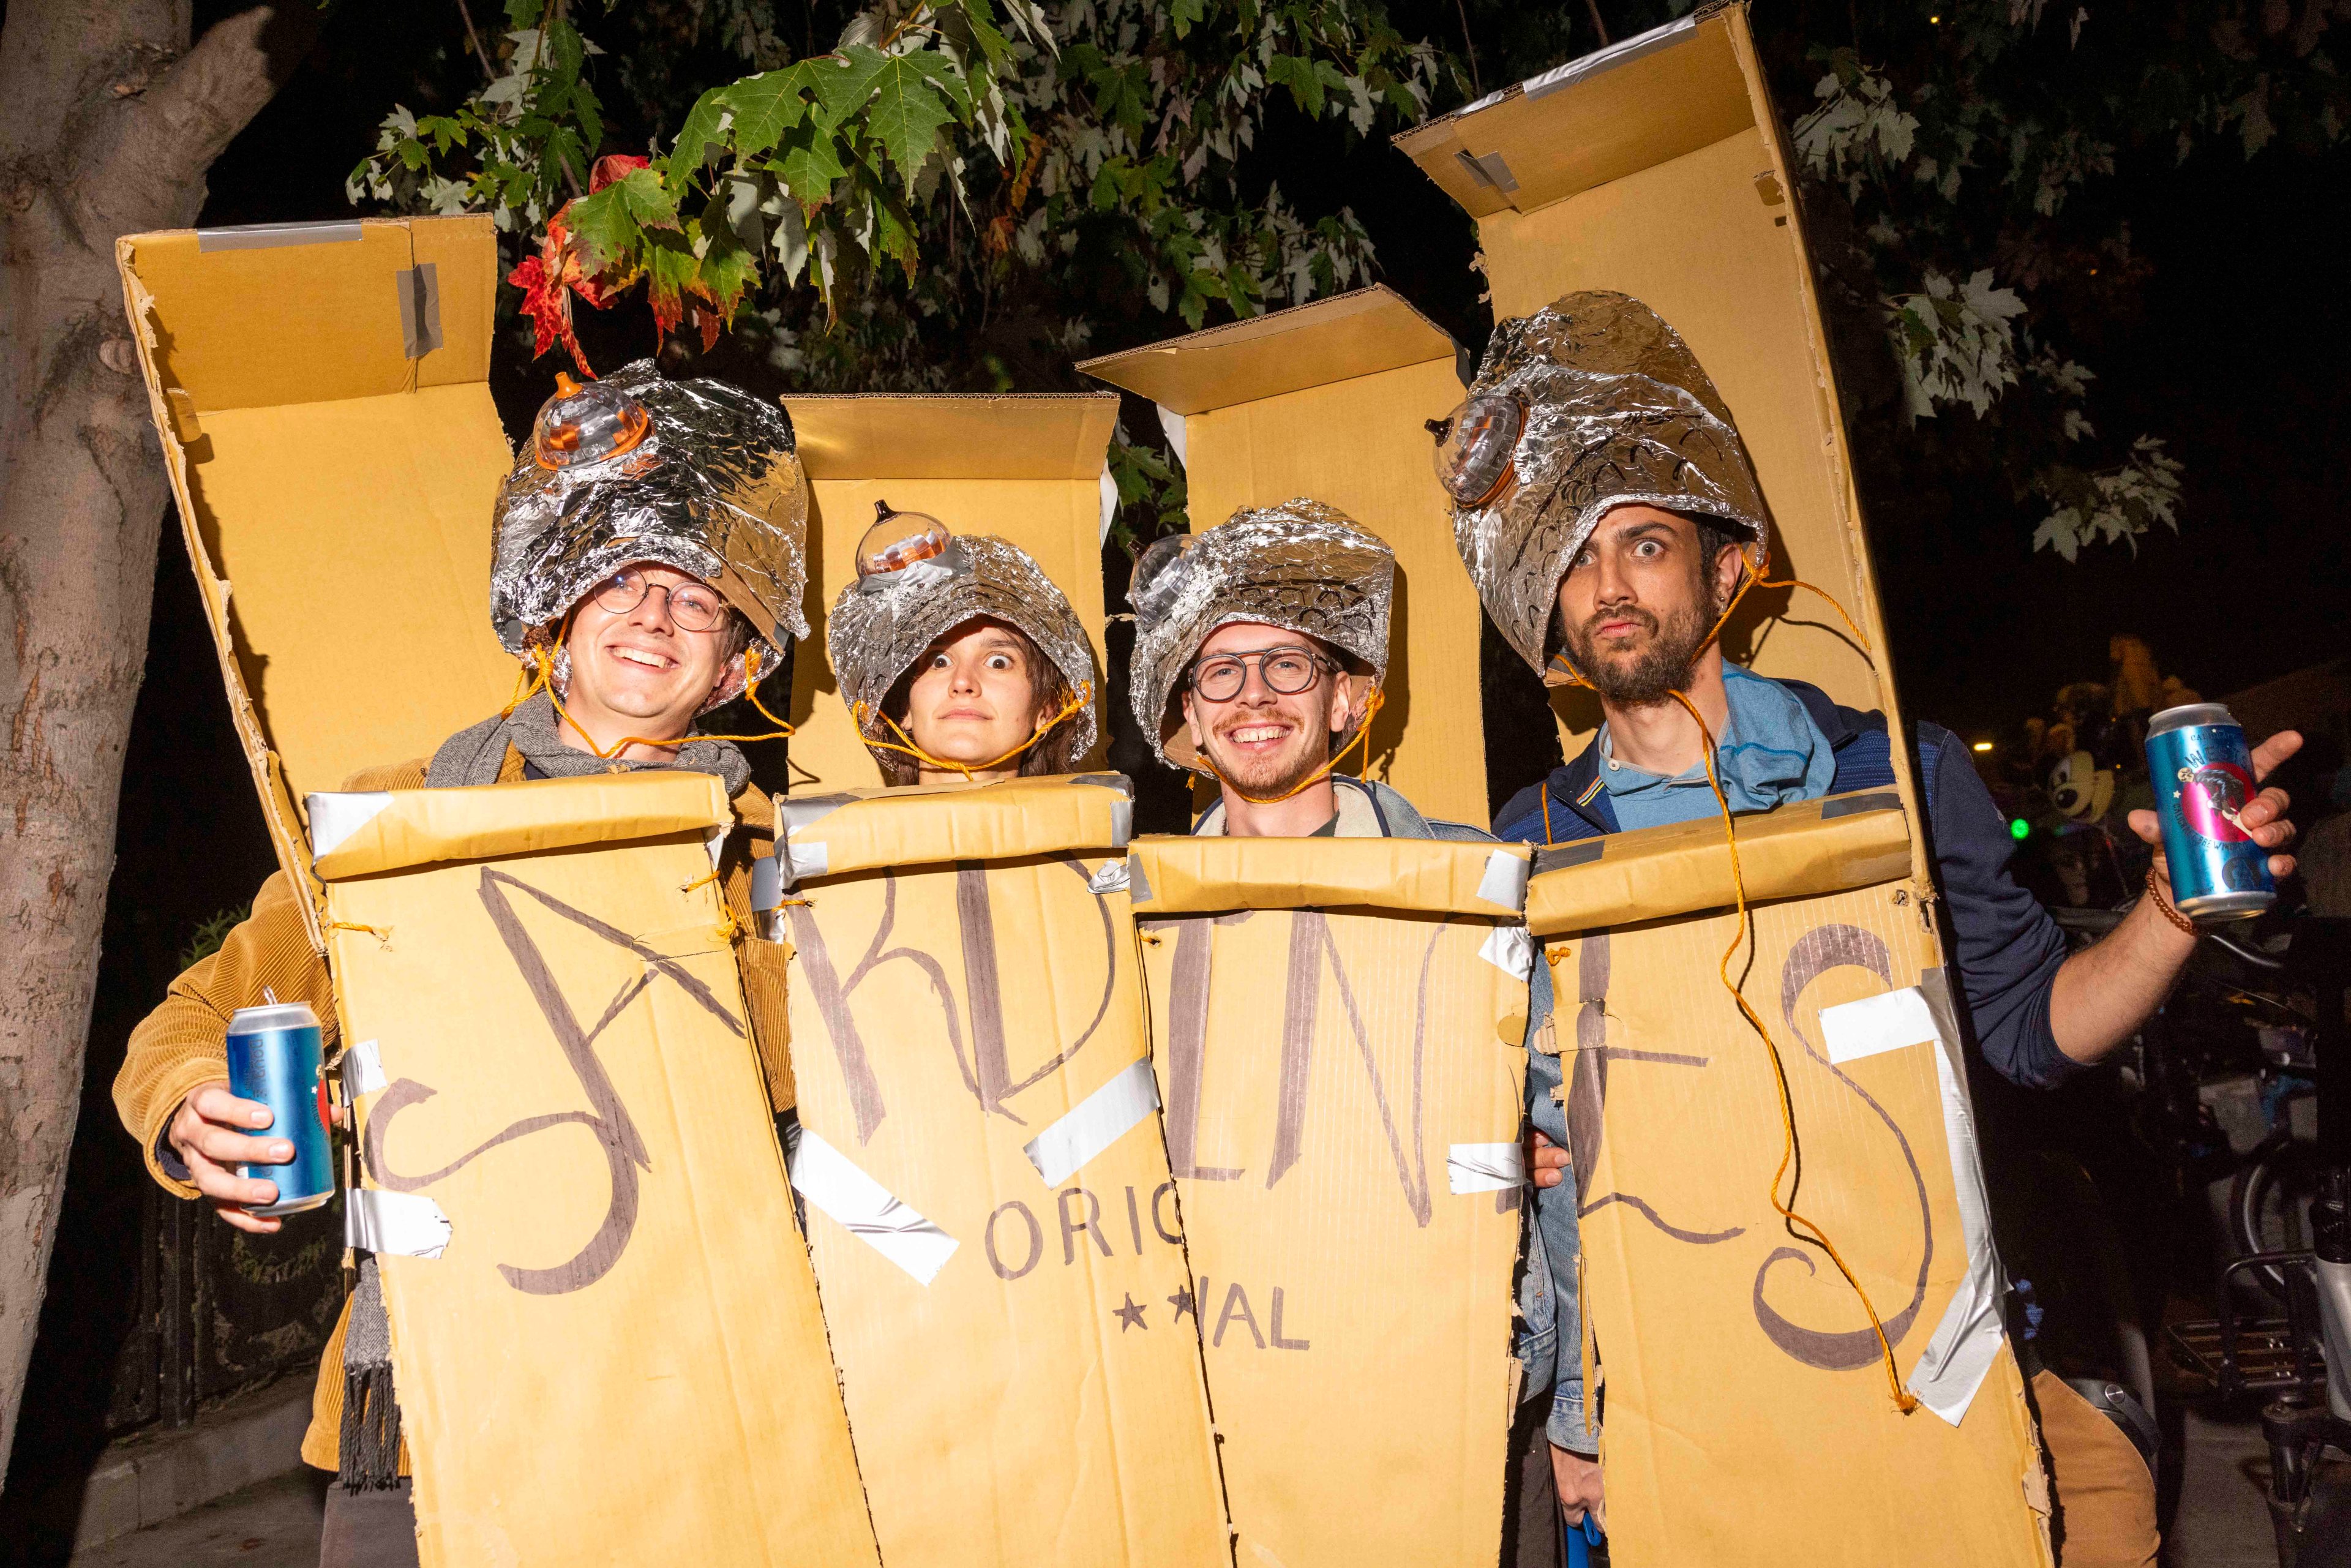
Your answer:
[782,394,1117,794]
[116,220,519,910]
[782,773,1127,879]
[1395,7,1911,812]
[1131,838,1526,1567]
[311,771,729,881]
[1529,812,2050,1566]
[781,784,1228,1565]
[320,777,877,1567]
[1130,835,1529,918]
[1079,288,1489,828]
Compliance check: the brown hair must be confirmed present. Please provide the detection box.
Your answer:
[875,618,1084,785]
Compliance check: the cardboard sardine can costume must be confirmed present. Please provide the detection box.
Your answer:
[310,775,876,1564]
[1125,834,1534,1568]
[769,774,1230,1566]
[115,217,876,1564]
[1397,12,2053,1562]
[1078,288,1489,826]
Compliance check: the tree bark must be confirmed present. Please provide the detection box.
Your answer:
[0,0,304,1481]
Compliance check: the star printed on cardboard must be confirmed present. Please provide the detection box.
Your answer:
[1113,1294,1148,1332]
[1167,1286,1195,1323]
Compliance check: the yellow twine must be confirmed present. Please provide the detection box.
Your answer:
[324,920,392,944]
[852,682,1092,781]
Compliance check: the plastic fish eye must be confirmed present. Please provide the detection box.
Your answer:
[1128,532,1190,613]
[531,373,652,470]
[1430,394,1523,508]
[854,501,954,579]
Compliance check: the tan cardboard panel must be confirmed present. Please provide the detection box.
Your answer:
[1138,876,1526,1566]
[789,391,1118,479]
[310,772,728,881]
[1556,886,2049,1564]
[1523,789,1911,937]
[778,773,1127,880]
[1075,285,1455,415]
[1393,14,1752,220]
[328,822,877,1567]
[783,800,1227,1565]
[1129,835,1526,918]
[784,396,1116,794]
[117,221,519,899]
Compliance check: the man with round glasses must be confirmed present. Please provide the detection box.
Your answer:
[113,363,809,1564]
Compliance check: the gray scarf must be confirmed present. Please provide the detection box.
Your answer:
[337,692,751,1489]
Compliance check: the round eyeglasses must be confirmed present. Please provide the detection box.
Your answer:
[1189,646,1333,702]
[590,568,729,632]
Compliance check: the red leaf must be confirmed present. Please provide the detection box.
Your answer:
[589,152,651,193]
[507,249,596,379]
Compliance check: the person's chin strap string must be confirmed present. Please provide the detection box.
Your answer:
[850,683,1092,781]
[510,638,797,762]
[1551,549,1916,1415]
[1196,686,1387,806]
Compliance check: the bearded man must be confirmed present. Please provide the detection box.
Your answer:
[1436,290,2301,1568]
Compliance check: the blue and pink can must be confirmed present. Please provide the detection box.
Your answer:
[2146,702,2275,921]
[225,1002,337,1216]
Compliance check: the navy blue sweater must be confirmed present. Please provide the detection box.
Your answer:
[1493,679,2078,1090]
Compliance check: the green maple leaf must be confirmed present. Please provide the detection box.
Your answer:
[697,220,759,318]
[565,78,604,156]
[861,59,958,187]
[1168,0,1205,38]
[566,184,640,271]
[667,88,732,188]
[811,46,895,127]
[608,165,681,231]
[643,230,701,334]
[722,66,814,159]
[772,122,849,201]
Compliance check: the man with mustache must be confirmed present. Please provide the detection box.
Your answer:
[1441,291,2299,1567]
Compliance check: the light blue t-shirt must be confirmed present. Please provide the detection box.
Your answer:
[1599,662,1837,830]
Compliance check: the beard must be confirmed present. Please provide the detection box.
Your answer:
[1205,715,1332,798]
[1562,595,1715,705]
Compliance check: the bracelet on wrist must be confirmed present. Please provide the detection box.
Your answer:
[2143,866,2198,936]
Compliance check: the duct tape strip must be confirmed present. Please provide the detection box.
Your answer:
[788,1127,958,1285]
[750,855,784,913]
[1088,860,1131,895]
[785,840,830,887]
[346,1188,452,1260]
[1125,853,1155,906]
[306,791,392,860]
[1479,923,1534,981]
[396,263,441,359]
[196,220,365,252]
[1477,848,1531,912]
[346,1040,388,1097]
[1024,1059,1161,1188]
[1447,1142,1525,1195]
[1111,793,1134,849]
[1818,986,1938,1066]
[1903,969,2006,1425]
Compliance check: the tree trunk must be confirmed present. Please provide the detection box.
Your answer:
[0,1,303,1480]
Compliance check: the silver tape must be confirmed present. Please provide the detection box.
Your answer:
[1022,1059,1161,1188]
[1447,1141,1526,1195]
[306,791,392,859]
[1479,924,1534,981]
[396,263,441,359]
[1819,987,1938,1066]
[786,840,831,884]
[1125,855,1155,906]
[787,1127,958,1285]
[347,1040,388,1097]
[197,220,364,252]
[1087,861,1131,895]
[345,1188,451,1260]
[1476,848,1531,912]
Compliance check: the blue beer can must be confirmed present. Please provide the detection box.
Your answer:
[225,1002,336,1216]
[2145,702,2274,921]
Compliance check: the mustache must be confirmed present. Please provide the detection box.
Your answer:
[1581,603,1660,641]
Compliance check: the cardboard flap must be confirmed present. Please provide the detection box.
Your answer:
[1392,12,1753,219]
[1523,789,1909,937]
[116,217,519,912]
[778,773,1132,882]
[784,395,1116,795]
[309,773,730,880]
[1076,286,1455,416]
[1128,835,1529,918]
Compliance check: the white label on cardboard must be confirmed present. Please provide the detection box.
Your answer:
[1905,1021,2007,1425]
[346,1188,451,1260]
[1479,923,1534,981]
[1446,1142,1525,1195]
[306,791,393,858]
[1476,849,1531,911]
[789,1127,958,1285]
[1818,987,1938,1065]
[1023,1058,1161,1188]
[347,1039,388,1097]
[1156,403,1188,467]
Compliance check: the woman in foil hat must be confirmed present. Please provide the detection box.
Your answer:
[827,503,1098,784]
[112,362,816,1563]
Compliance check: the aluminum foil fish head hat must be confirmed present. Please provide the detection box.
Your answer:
[1437,291,1771,683]
[490,361,811,708]
[1127,500,1393,773]
[827,504,1100,768]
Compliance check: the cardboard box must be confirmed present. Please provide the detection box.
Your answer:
[1127,835,1532,1567]
[782,394,1119,794]
[313,773,877,1567]
[116,218,522,932]
[776,776,1229,1566]
[1076,287,1489,827]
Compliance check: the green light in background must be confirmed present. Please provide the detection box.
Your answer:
[2009,818,2031,841]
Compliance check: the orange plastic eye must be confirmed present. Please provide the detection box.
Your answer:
[531,376,653,470]
[1429,394,1523,508]
[854,501,954,579]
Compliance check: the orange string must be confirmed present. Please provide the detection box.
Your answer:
[1195,687,1387,806]
[851,683,1092,780]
